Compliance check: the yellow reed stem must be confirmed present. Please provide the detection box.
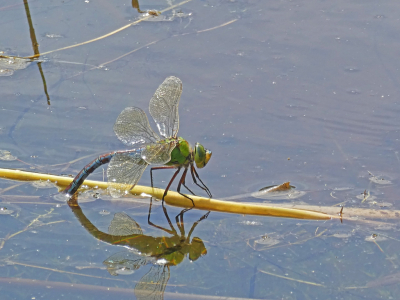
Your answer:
[0,168,333,220]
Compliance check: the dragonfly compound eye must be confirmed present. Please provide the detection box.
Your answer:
[194,143,212,168]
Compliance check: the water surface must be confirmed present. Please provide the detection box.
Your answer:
[1,0,400,299]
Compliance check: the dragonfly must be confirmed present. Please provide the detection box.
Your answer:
[63,76,212,206]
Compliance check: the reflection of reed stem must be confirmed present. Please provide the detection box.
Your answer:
[23,0,50,104]
[37,62,50,104]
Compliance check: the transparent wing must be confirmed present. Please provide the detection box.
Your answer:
[114,107,161,146]
[108,212,143,236]
[141,141,176,165]
[149,76,182,139]
[107,152,148,198]
[103,251,149,276]
[135,265,170,300]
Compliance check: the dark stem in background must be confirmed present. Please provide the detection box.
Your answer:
[22,0,50,105]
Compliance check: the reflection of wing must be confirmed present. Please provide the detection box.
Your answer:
[149,76,182,139]
[108,212,143,236]
[103,251,149,276]
[141,141,176,165]
[107,152,148,198]
[114,107,161,147]
[135,265,170,300]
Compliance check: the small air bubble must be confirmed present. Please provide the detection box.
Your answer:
[344,67,360,73]
[346,89,361,95]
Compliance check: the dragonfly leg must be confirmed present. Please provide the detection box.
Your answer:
[147,197,177,235]
[150,166,176,189]
[187,211,211,240]
[161,167,181,202]
[175,211,185,237]
[181,168,196,195]
[176,168,195,209]
[190,164,212,198]
[150,165,182,203]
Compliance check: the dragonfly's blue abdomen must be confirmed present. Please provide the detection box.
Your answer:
[63,149,141,196]
[63,152,116,196]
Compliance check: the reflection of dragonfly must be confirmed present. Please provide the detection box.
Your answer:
[63,76,212,205]
[68,199,208,300]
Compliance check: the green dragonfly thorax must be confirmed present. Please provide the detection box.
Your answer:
[112,234,206,265]
[163,137,212,169]
[162,237,206,264]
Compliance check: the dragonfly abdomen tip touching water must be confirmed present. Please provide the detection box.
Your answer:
[63,76,212,206]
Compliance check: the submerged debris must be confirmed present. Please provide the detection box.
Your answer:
[365,233,387,242]
[254,235,281,247]
[252,182,306,200]
[31,180,56,189]
[44,33,64,39]
[0,150,17,161]
[368,171,392,185]
[0,207,14,215]
[0,55,32,77]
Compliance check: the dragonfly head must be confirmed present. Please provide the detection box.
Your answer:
[189,237,207,261]
[194,143,212,169]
